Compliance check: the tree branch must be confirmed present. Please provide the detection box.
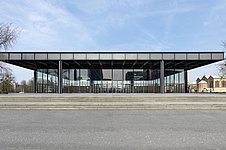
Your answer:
[0,23,19,50]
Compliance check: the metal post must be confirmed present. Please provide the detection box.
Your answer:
[160,60,165,93]
[58,60,62,94]
[34,70,37,93]
[184,70,188,93]
[111,68,113,93]
[46,69,49,93]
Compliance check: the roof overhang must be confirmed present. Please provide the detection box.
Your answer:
[0,52,224,70]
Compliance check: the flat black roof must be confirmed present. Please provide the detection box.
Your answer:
[1,52,224,70]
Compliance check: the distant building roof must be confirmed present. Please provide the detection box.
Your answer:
[198,75,226,80]
[211,76,226,79]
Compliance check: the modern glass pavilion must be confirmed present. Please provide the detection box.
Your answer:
[1,52,224,93]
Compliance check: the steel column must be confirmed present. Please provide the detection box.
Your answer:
[160,60,165,93]
[34,70,37,93]
[58,60,63,94]
[184,70,188,93]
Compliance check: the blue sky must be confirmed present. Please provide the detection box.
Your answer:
[0,0,226,82]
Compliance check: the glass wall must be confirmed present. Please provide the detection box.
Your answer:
[37,69,58,93]
[36,68,186,93]
[165,69,185,93]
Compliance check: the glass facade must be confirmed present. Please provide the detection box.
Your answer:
[36,68,186,93]
[165,69,185,93]
[37,69,58,93]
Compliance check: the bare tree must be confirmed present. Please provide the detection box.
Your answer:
[0,23,19,50]
[0,65,15,93]
[222,40,226,50]
[218,40,226,77]
[218,63,226,77]
[0,23,19,93]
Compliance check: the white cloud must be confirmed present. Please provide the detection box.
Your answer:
[0,0,100,51]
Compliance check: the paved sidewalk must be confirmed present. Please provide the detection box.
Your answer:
[1,101,226,110]
[1,102,226,105]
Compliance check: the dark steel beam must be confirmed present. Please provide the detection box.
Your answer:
[140,61,149,69]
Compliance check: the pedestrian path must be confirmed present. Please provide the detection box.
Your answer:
[1,101,226,105]
[1,101,226,110]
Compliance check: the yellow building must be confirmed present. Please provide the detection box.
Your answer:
[189,75,226,93]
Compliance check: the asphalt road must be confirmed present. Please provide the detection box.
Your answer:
[0,110,226,150]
